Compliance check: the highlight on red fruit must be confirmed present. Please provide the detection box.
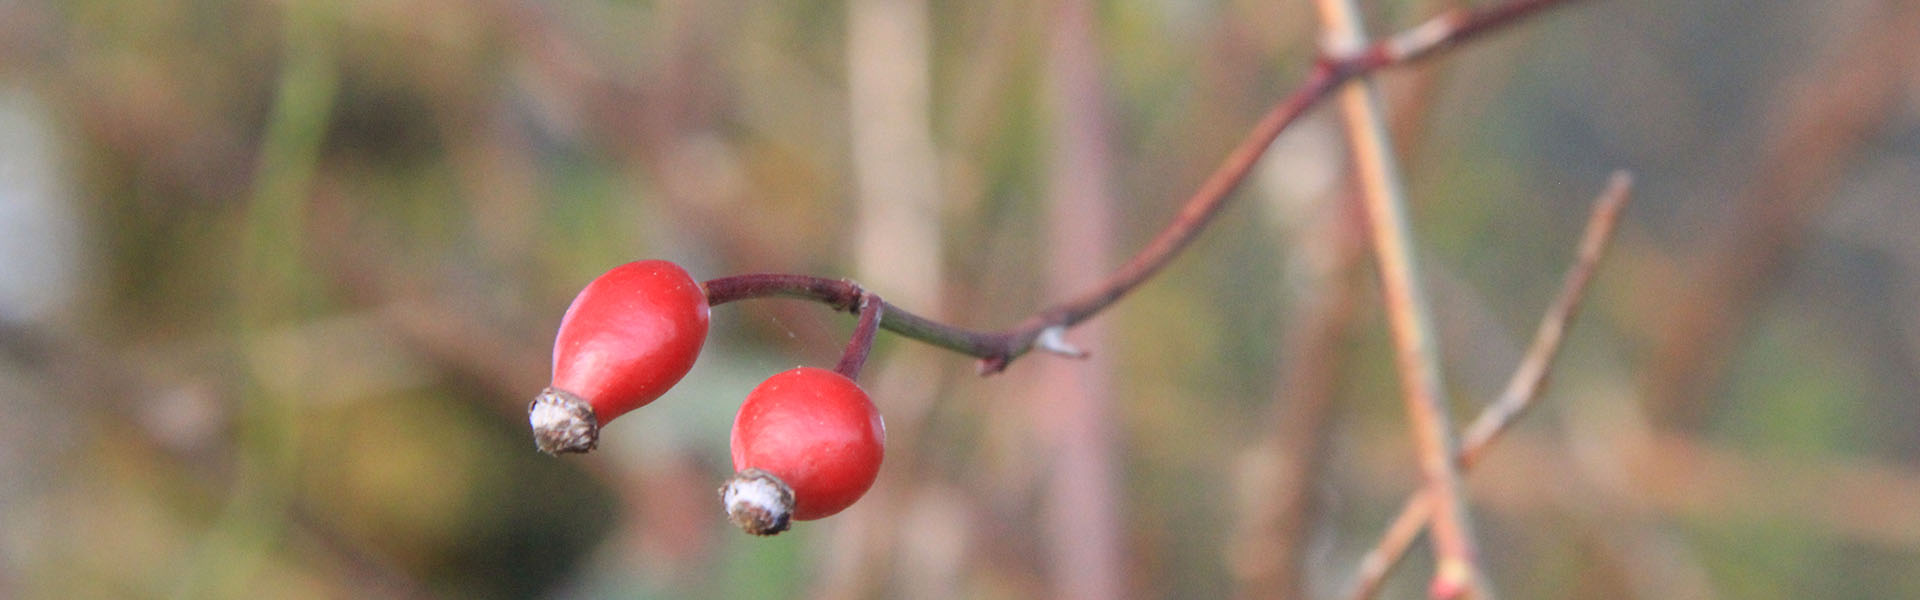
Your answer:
[722,367,885,534]
[530,260,710,454]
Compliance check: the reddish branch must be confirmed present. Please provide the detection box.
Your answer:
[704,0,1586,374]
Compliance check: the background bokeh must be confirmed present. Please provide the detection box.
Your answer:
[2,0,1918,598]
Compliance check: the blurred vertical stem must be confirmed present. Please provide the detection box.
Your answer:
[848,0,943,314]
[174,2,338,598]
[1039,0,1123,596]
[1310,0,1491,598]
[820,0,948,594]
[1228,194,1365,599]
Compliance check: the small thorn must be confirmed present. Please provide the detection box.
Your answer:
[975,356,1010,376]
[1035,326,1089,359]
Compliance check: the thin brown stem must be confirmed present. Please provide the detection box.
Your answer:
[1362,0,1588,66]
[704,274,1016,362]
[1344,172,1635,600]
[704,273,866,313]
[701,0,1584,375]
[1461,172,1632,460]
[835,293,885,380]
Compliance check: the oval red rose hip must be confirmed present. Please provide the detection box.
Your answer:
[530,260,710,454]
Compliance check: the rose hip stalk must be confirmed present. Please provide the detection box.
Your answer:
[530,260,710,454]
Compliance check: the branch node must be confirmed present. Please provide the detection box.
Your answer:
[836,279,866,313]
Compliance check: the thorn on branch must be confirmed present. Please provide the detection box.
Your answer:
[976,355,1011,376]
[1035,326,1090,359]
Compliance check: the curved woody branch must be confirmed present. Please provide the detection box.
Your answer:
[705,0,1587,374]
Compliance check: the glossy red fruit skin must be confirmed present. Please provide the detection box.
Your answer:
[551,260,710,423]
[731,367,885,521]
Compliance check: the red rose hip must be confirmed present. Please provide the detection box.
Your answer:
[723,367,885,535]
[530,260,710,454]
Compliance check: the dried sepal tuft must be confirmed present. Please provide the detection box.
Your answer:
[529,387,598,455]
[721,468,795,536]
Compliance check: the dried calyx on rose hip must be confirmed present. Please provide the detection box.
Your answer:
[530,260,710,454]
[722,367,885,535]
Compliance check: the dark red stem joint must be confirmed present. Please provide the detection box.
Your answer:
[835,292,883,380]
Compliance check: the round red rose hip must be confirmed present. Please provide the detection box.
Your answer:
[724,367,885,533]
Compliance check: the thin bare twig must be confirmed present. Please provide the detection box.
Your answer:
[697,0,1587,374]
[1463,173,1632,459]
[1344,172,1635,600]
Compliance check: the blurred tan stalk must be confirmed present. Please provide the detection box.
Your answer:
[1034,0,1125,597]
[1312,0,1491,596]
[822,0,958,597]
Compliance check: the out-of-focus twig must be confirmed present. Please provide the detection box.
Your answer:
[1229,2,1487,592]
[1464,172,1633,461]
[1312,0,1498,595]
[1344,172,1634,600]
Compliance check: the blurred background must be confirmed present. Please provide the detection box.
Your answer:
[2,0,1918,598]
